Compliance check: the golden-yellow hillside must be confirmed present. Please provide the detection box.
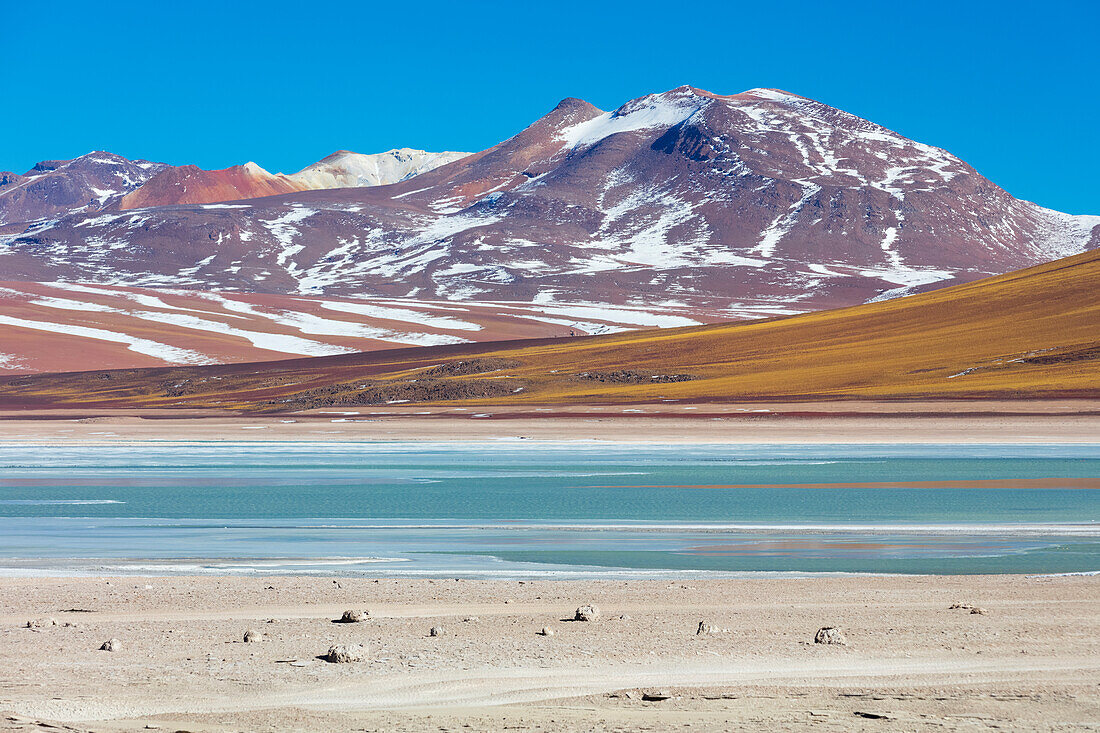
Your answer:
[1,249,1097,411]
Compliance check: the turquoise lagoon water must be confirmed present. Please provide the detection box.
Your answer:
[0,442,1097,577]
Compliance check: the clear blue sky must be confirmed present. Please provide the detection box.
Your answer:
[4,0,1098,214]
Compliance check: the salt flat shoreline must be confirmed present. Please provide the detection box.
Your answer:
[1,399,1099,444]
[0,575,1097,732]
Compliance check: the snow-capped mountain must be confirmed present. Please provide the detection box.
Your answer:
[288,148,471,190]
[0,152,166,226]
[2,86,1098,320]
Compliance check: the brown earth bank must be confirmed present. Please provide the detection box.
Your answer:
[1,400,1099,443]
[0,247,1096,413]
[0,575,1097,732]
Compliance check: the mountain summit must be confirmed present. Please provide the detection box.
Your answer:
[0,152,166,223]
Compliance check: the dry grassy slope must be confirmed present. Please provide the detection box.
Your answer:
[0,249,1097,411]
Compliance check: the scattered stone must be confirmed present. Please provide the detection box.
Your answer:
[462,616,479,622]
[697,621,730,635]
[243,629,260,642]
[854,711,891,720]
[322,644,366,663]
[25,618,58,628]
[814,627,847,645]
[574,604,600,622]
[537,626,555,636]
[617,614,632,621]
[100,638,122,652]
[334,609,369,623]
[949,602,974,610]
[970,607,988,615]
[429,625,444,637]
[642,691,673,701]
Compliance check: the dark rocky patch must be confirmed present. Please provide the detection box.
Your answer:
[1017,345,1100,365]
[420,358,521,378]
[270,377,525,409]
[574,370,696,384]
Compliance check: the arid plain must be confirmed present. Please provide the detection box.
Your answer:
[2,575,1098,732]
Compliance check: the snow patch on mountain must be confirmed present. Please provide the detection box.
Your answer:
[1028,205,1100,259]
[315,300,482,331]
[27,293,353,357]
[0,313,213,364]
[260,205,317,274]
[858,266,955,287]
[557,89,710,149]
[255,309,468,347]
[46,282,241,316]
[754,184,822,258]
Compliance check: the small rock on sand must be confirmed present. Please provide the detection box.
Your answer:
[323,644,366,663]
[100,638,122,652]
[949,602,974,610]
[537,626,555,636]
[335,609,368,623]
[25,618,58,628]
[574,604,600,622]
[814,627,847,645]
[697,621,730,635]
[429,625,444,637]
[642,691,673,701]
[970,607,988,615]
[243,629,260,642]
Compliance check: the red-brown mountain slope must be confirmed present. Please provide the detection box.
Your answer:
[118,163,308,209]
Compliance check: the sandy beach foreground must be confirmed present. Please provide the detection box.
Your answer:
[0,575,1097,731]
[1,400,1099,444]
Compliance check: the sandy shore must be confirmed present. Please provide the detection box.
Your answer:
[0,575,1097,731]
[1,400,1099,444]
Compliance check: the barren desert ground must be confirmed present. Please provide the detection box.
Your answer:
[1,575,1098,731]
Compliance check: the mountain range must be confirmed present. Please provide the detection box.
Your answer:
[0,148,470,224]
[0,85,1097,374]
